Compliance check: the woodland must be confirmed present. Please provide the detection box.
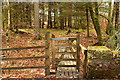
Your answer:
[1,1,120,79]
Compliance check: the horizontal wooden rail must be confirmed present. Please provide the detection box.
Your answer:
[2,66,48,70]
[55,52,76,54]
[55,45,76,47]
[50,37,76,40]
[2,56,48,60]
[58,65,76,67]
[0,46,46,51]
[56,58,76,61]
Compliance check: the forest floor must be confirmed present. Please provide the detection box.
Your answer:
[1,28,107,78]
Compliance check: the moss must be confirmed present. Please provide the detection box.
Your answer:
[87,50,120,79]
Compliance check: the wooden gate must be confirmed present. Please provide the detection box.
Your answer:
[50,33,81,78]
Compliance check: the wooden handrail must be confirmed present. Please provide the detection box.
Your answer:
[0,46,46,51]
[2,66,47,70]
[2,56,48,60]
[50,37,76,40]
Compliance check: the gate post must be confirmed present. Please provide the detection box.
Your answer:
[45,32,50,76]
[51,35,55,69]
[83,50,88,78]
[76,32,80,72]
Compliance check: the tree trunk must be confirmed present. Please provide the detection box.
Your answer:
[118,2,120,32]
[68,16,72,28]
[29,6,32,27]
[59,6,64,30]
[64,17,67,28]
[115,2,119,30]
[47,2,52,28]
[53,7,57,28]
[7,1,12,32]
[0,0,2,75]
[42,2,44,28]
[68,3,72,28]
[116,2,120,51]
[34,2,42,40]
[106,2,115,35]
[89,3,102,42]
[86,5,89,37]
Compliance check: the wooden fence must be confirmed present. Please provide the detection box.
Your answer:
[1,32,50,76]
[1,31,119,78]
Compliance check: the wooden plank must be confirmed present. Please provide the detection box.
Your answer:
[55,52,76,54]
[51,38,55,69]
[60,59,76,61]
[76,33,80,72]
[45,32,50,76]
[87,46,110,51]
[83,50,88,78]
[2,66,47,70]
[58,65,76,67]
[56,68,78,78]
[2,56,48,60]
[79,44,87,50]
[55,45,76,47]
[0,46,45,51]
[50,37,76,40]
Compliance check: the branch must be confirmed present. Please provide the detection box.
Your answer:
[99,14,110,22]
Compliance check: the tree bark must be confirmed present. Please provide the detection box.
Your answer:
[68,16,72,28]
[68,3,72,28]
[7,1,12,32]
[106,2,115,35]
[118,2,120,31]
[0,0,2,75]
[42,2,44,28]
[116,2,120,51]
[89,3,102,42]
[47,2,52,28]
[115,2,119,30]
[86,5,89,37]
[34,2,42,40]
[59,6,64,30]
[64,17,67,28]
[53,6,57,28]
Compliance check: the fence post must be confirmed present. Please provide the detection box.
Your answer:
[45,32,50,76]
[83,50,88,78]
[51,34,55,69]
[76,32,80,72]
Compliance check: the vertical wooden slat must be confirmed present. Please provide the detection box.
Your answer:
[45,32,50,76]
[51,35,55,69]
[83,50,88,78]
[76,33,80,72]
